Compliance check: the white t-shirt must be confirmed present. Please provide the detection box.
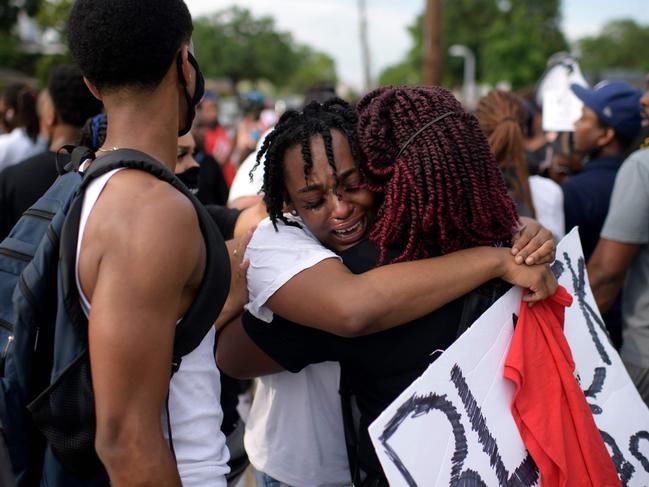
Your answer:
[75,168,229,487]
[529,175,565,241]
[244,217,351,487]
[227,128,270,205]
[0,128,46,172]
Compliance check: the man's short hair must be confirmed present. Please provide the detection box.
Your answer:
[67,0,193,92]
[48,64,103,127]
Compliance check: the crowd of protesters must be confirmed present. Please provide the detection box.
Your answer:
[0,0,648,486]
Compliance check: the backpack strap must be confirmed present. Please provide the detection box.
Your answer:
[60,148,230,369]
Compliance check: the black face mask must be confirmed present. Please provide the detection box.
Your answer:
[176,51,205,136]
[176,165,200,194]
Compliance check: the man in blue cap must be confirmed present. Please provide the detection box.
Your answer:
[563,80,642,261]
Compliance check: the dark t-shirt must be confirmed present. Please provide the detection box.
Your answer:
[205,205,241,241]
[0,151,66,240]
[195,151,229,206]
[561,154,624,261]
[242,239,506,478]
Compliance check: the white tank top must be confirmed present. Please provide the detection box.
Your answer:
[75,168,229,486]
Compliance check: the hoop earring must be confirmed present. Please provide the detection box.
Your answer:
[290,209,298,216]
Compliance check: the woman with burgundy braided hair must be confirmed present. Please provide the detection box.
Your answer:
[357,85,521,264]
[475,90,565,240]
[217,91,558,486]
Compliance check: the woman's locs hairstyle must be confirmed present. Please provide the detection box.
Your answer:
[356,85,519,264]
[252,98,360,230]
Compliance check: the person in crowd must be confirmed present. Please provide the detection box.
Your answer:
[178,126,229,204]
[217,88,557,486]
[588,83,649,404]
[66,0,234,485]
[0,64,102,240]
[225,92,267,187]
[519,92,549,176]
[547,130,586,184]
[193,135,230,206]
[193,93,232,205]
[631,74,649,152]
[588,145,649,406]
[563,80,642,260]
[476,90,564,240]
[76,110,261,484]
[563,81,642,348]
[0,83,45,171]
[199,93,232,163]
[630,74,649,152]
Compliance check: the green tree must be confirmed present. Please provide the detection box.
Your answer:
[0,0,45,77]
[35,0,72,37]
[194,7,336,94]
[0,0,20,32]
[578,20,649,74]
[287,46,337,93]
[195,8,288,89]
[0,0,39,32]
[379,0,567,90]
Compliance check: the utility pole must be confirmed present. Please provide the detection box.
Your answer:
[358,0,372,91]
[421,0,442,86]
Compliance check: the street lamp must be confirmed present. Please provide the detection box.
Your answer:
[448,44,476,108]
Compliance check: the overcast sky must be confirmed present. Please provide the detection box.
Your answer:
[185,0,649,90]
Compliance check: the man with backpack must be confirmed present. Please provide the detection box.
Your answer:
[66,0,233,485]
[0,1,234,485]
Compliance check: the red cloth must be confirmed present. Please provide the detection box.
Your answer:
[204,125,232,164]
[504,286,620,487]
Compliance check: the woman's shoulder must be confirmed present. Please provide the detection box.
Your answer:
[246,216,339,271]
[249,215,320,249]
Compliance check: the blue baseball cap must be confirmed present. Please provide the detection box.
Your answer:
[571,80,642,141]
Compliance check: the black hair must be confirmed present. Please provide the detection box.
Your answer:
[252,98,359,230]
[48,64,103,127]
[67,0,193,92]
[301,82,337,108]
[2,84,39,141]
[595,118,636,154]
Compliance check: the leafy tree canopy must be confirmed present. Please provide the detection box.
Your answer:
[578,19,649,74]
[1,3,336,94]
[379,0,567,90]
[193,7,337,94]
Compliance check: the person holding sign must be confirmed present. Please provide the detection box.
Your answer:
[217,88,558,486]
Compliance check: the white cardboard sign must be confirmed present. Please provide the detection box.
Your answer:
[542,88,584,133]
[369,229,649,486]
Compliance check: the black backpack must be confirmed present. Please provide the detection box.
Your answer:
[0,147,229,486]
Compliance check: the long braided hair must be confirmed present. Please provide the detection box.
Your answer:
[253,97,360,230]
[475,90,536,218]
[356,85,519,264]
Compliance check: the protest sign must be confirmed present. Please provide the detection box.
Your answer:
[369,229,649,486]
[534,54,588,132]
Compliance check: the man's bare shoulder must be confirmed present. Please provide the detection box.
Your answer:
[79,168,203,301]
[94,168,198,242]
